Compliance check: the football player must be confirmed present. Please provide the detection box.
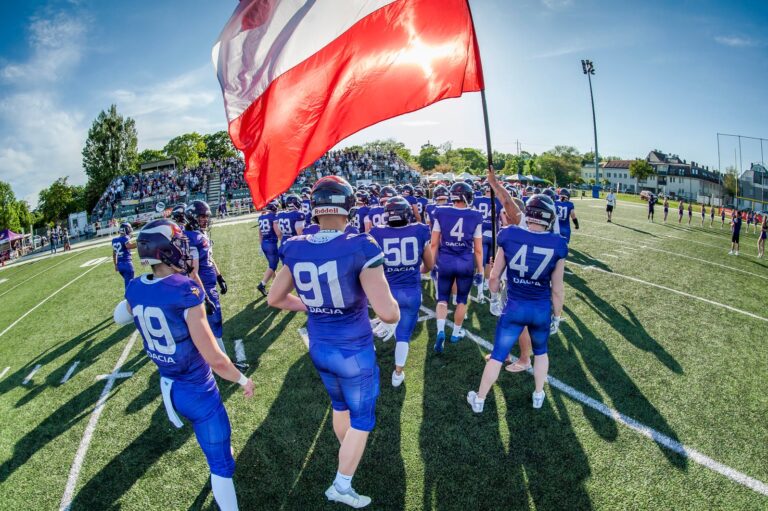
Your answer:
[171,203,187,229]
[758,216,766,258]
[185,201,230,360]
[257,201,280,297]
[555,189,579,242]
[414,187,429,224]
[467,194,567,412]
[268,176,399,509]
[730,210,742,256]
[116,219,254,511]
[472,183,503,295]
[710,204,715,227]
[364,186,396,231]
[687,202,693,225]
[663,197,669,223]
[424,185,449,229]
[701,204,707,226]
[431,182,483,351]
[275,195,306,242]
[112,222,136,290]
[370,197,433,387]
[350,191,371,232]
[300,187,312,217]
[400,184,422,223]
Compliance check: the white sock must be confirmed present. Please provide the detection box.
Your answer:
[216,337,227,355]
[452,325,463,337]
[211,474,239,511]
[334,471,353,492]
[436,319,446,333]
[394,342,409,367]
[260,280,266,286]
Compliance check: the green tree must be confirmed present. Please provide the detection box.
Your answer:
[723,167,738,198]
[37,177,83,225]
[418,143,441,171]
[202,131,237,160]
[629,159,656,181]
[0,181,21,232]
[82,105,138,210]
[363,139,413,163]
[136,149,168,168]
[164,132,206,169]
[537,151,581,185]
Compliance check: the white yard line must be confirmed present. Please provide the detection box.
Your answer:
[0,366,9,379]
[0,261,106,339]
[0,278,7,285]
[22,364,42,385]
[602,254,619,258]
[579,232,768,281]
[568,262,768,323]
[418,305,768,496]
[297,327,309,349]
[59,331,139,511]
[60,361,80,384]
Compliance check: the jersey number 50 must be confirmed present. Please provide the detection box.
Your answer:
[133,305,177,355]
[383,237,419,266]
[293,261,346,308]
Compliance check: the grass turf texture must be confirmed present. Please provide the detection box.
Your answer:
[0,199,766,510]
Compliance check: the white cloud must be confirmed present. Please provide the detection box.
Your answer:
[0,9,89,207]
[542,0,573,10]
[109,65,225,149]
[714,35,760,48]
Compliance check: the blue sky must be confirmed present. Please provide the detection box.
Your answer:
[1,0,766,205]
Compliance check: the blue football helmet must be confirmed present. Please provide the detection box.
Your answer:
[137,219,192,272]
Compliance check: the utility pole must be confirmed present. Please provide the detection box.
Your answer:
[582,59,599,196]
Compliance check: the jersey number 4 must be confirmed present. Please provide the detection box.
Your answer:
[133,305,177,355]
[293,261,346,308]
[507,244,555,279]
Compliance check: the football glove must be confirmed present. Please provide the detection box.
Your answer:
[550,315,562,335]
[489,293,502,317]
[370,318,397,342]
[217,274,228,295]
[473,273,484,288]
[205,296,217,316]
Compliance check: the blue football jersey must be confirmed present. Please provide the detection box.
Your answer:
[112,235,133,264]
[424,203,442,228]
[432,207,483,259]
[185,230,217,287]
[301,199,312,217]
[415,197,429,222]
[280,232,384,349]
[303,224,359,235]
[276,210,306,238]
[259,212,278,242]
[370,223,431,289]
[366,206,386,228]
[472,196,503,237]
[498,225,568,301]
[555,200,575,232]
[351,206,370,231]
[125,273,215,388]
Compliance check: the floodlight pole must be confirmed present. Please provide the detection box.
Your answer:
[582,59,600,185]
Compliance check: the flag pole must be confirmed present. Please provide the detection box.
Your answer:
[480,89,497,257]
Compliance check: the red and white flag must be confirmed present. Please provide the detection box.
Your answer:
[214,0,484,208]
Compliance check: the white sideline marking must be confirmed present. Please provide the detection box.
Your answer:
[568,262,768,323]
[0,278,7,285]
[22,364,42,385]
[79,257,109,268]
[0,261,106,339]
[564,269,575,275]
[580,232,768,281]
[298,327,309,348]
[418,305,768,496]
[602,254,619,258]
[95,371,133,381]
[60,331,139,511]
[234,339,246,362]
[60,361,80,384]
[0,366,9,379]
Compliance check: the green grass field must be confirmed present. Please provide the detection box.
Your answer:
[1,198,766,510]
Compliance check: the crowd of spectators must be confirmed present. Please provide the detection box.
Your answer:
[294,149,419,188]
[219,157,247,197]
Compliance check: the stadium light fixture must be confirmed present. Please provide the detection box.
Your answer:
[582,59,600,184]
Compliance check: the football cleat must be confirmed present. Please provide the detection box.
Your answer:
[467,391,485,413]
[450,329,465,343]
[532,390,546,409]
[325,485,371,509]
[434,331,446,353]
[234,361,250,371]
[257,282,267,297]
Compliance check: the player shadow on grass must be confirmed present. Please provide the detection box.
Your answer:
[558,282,687,469]
[0,323,135,483]
[0,318,114,401]
[610,222,661,238]
[567,248,612,272]
[69,309,294,509]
